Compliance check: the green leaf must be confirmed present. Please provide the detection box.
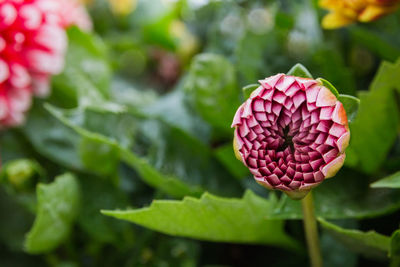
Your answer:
[319,218,390,260]
[102,190,299,250]
[320,223,358,267]
[0,130,34,162]
[234,32,266,85]
[287,63,313,79]
[51,27,111,108]
[316,78,340,98]
[350,27,400,62]
[242,84,259,100]
[338,94,360,123]
[45,103,205,198]
[120,149,203,198]
[371,171,400,189]
[142,89,211,144]
[23,102,86,171]
[270,168,400,219]
[77,176,134,246]
[312,47,356,95]
[137,120,242,197]
[348,59,400,173]
[0,188,34,251]
[23,101,130,177]
[390,230,400,266]
[78,136,120,176]
[184,53,241,135]
[25,173,80,254]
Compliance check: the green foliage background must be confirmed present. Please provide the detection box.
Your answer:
[1,0,400,266]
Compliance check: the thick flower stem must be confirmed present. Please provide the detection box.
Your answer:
[301,192,323,267]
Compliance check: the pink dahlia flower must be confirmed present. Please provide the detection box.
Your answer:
[0,0,91,128]
[232,74,350,199]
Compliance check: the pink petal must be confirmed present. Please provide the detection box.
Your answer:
[316,86,337,107]
[321,153,346,178]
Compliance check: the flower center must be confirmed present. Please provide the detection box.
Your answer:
[278,126,294,152]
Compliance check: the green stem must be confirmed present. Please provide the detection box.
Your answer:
[301,192,323,267]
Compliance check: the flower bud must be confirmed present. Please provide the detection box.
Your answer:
[232,74,349,199]
[0,159,42,191]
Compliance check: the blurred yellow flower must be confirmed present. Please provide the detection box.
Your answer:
[108,0,137,16]
[320,0,400,29]
[80,0,137,16]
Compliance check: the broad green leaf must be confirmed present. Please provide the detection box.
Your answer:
[320,223,357,267]
[23,102,85,171]
[287,63,313,79]
[25,173,80,254]
[0,188,34,251]
[214,143,249,180]
[319,219,390,260]
[47,101,133,157]
[312,47,356,95]
[338,94,360,123]
[45,104,205,198]
[0,130,34,162]
[270,168,400,219]
[120,149,203,198]
[110,77,157,109]
[47,94,242,198]
[78,136,120,176]
[371,171,400,189]
[390,230,400,266]
[184,53,241,135]
[142,89,211,143]
[242,84,259,99]
[137,120,242,197]
[77,176,134,246]
[24,40,118,174]
[102,190,299,250]
[316,78,340,98]
[234,31,266,85]
[350,27,400,62]
[51,27,111,108]
[349,59,400,173]
[23,102,128,176]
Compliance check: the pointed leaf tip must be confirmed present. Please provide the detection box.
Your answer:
[338,94,360,123]
[370,171,400,189]
[242,84,259,99]
[287,64,313,79]
[317,78,340,98]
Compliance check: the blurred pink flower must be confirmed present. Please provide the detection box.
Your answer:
[0,0,91,128]
[232,74,350,199]
[55,0,92,31]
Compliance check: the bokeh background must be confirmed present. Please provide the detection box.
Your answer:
[1,0,400,266]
